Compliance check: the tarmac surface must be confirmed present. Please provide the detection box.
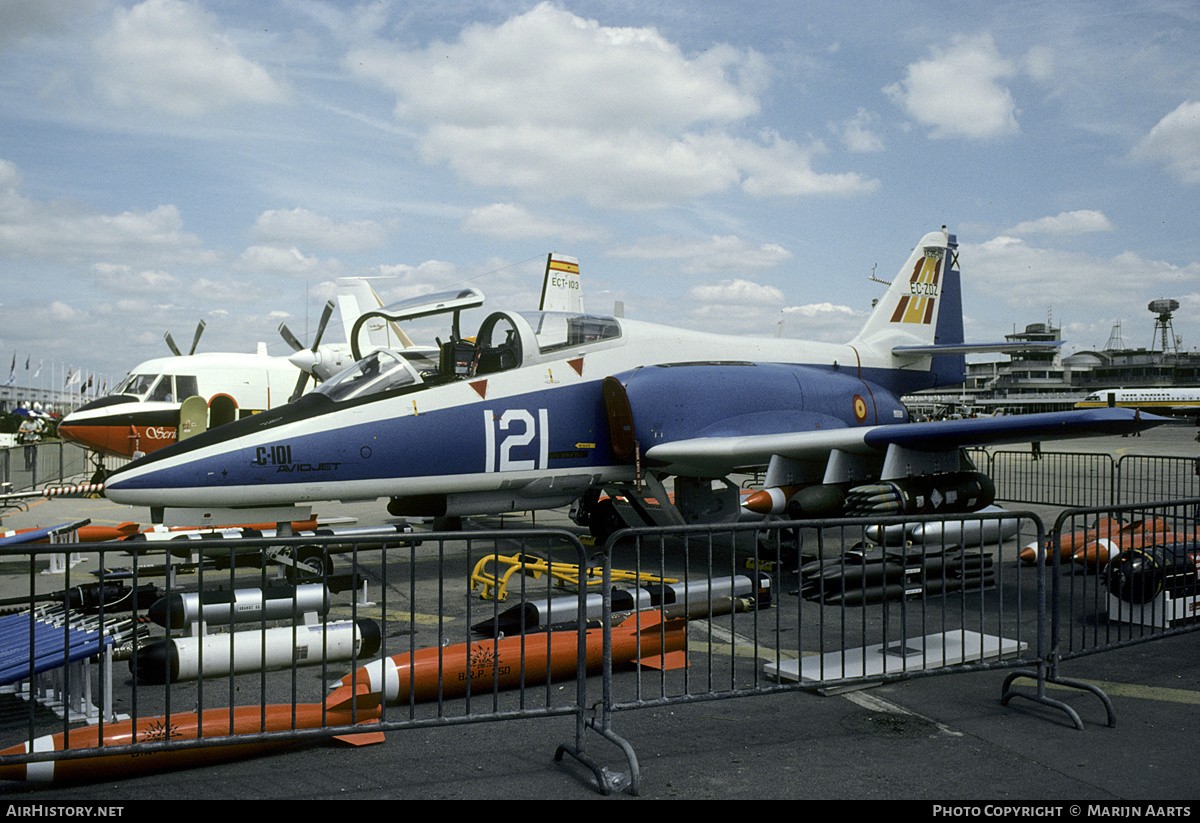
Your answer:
[0,424,1197,804]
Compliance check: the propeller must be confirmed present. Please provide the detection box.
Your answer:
[280,300,335,402]
[165,320,206,357]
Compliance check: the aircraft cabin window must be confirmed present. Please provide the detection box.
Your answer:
[519,311,621,353]
[147,377,173,402]
[176,375,199,399]
[316,350,422,402]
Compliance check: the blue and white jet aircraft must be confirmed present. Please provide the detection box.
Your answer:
[103,228,1161,531]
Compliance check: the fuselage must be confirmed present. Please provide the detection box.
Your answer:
[103,310,920,514]
[58,353,303,459]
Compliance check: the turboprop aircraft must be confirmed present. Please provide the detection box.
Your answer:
[58,278,421,463]
[103,228,1163,530]
[60,257,586,468]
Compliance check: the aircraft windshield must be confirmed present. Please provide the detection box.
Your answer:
[112,373,199,402]
[315,349,422,402]
[114,374,160,399]
[518,312,621,354]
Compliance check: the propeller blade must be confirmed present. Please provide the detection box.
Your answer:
[164,331,181,357]
[279,323,304,353]
[285,300,337,401]
[311,300,335,351]
[188,320,206,356]
[289,369,311,403]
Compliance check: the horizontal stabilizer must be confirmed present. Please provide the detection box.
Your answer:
[893,341,1063,357]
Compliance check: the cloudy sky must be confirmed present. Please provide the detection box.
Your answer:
[2,0,1199,390]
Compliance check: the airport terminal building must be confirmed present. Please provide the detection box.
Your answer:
[908,315,1200,416]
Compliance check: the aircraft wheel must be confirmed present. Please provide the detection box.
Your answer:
[587,499,624,543]
[288,546,334,581]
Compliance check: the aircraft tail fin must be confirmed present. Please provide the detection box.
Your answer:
[538,253,583,313]
[849,227,964,388]
[336,277,415,351]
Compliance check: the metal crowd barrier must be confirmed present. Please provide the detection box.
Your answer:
[985,449,1115,508]
[567,512,1048,792]
[966,449,1200,509]
[1,442,98,496]
[1114,455,1200,505]
[999,498,1200,729]
[0,528,591,787]
[0,503,1194,794]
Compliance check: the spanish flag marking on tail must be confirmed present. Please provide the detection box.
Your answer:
[549,258,579,275]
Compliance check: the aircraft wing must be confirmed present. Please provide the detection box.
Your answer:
[642,407,1164,477]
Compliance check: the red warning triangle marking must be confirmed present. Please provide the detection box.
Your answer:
[470,380,487,399]
[568,358,583,377]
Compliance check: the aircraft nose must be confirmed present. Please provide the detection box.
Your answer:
[57,419,105,452]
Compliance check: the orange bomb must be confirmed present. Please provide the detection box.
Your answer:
[328,610,687,706]
[0,686,382,785]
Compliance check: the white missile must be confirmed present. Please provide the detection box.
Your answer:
[130,619,381,683]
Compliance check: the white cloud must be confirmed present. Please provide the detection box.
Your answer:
[0,157,22,188]
[0,158,213,264]
[783,302,862,319]
[610,234,793,276]
[965,237,1200,320]
[690,278,785,304]
[233,245,343,279]
[832,108,885,154]
[1007,210,1115,236]
[352,3,762,131]
[367,260,468,304]
[185,276,269,306]
[884,34,1019,140]
[49,300,80,321]
[777,302,867,343]
[348,3,875,208]
[250,208,388,252]
[1131,100,1200,185]
[460,202,609,243]
[89,262,180,293]
[715,131,879,197]
[92,0,289,117]
[682,292,866,340]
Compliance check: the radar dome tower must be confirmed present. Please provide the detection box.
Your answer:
[1148,299,1179,355]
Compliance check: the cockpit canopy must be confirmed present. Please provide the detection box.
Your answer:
[315,350,424,403]
[315,309,623,404]
[518,311,621,354]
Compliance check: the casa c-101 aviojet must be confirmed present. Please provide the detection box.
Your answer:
[59,256,587,471]
[103,228,1163,532]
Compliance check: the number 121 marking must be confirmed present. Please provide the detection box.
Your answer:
[484,409,549,472]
